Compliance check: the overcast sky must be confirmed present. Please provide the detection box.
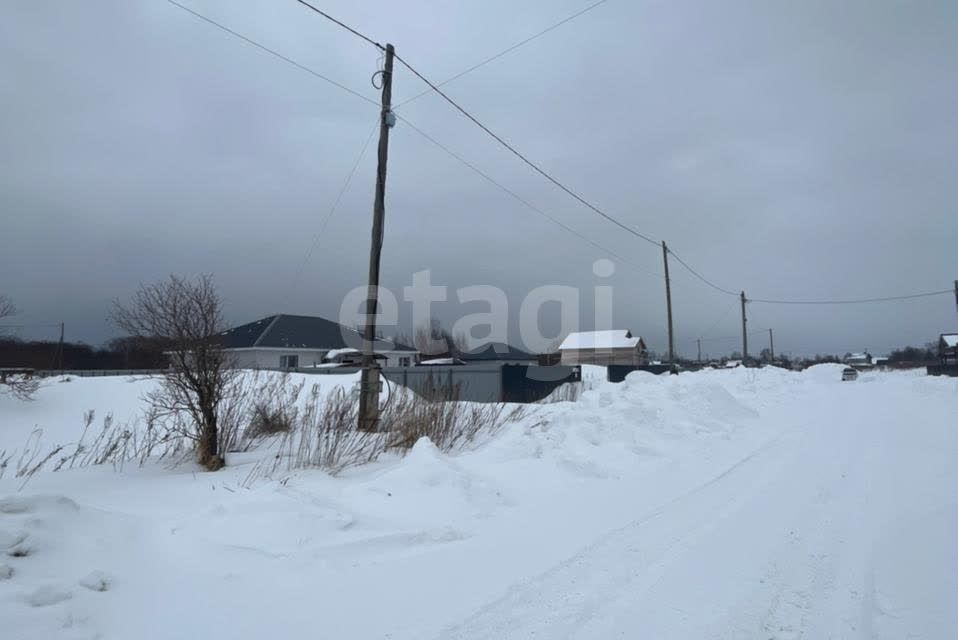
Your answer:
[2,0,956,357]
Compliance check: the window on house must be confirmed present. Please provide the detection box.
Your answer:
[399,356,411,367]
[280,355,299,369]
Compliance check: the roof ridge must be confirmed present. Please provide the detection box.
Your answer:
[253,314,283,348]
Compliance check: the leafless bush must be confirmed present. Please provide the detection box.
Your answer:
[247,380,530,483]
[247,384,387,483]
[247,404,295,438]
[0,294,15,321]
[383,386,527,452]
[6,410,192,487]
[111,274,233,471]
[218,370,306,452]
[0,374,40,401]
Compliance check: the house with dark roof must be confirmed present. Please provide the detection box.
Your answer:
[459,342,539,365]
[219,314,417,369]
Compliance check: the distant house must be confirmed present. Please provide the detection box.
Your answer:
[844,352,874,369]
[219,314,417,369]
[939,333,958,366]
[558,330,648,366]
[460,342,538,365]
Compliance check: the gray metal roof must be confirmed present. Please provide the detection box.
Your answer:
[219,315,415,352]
[460,342,537,361]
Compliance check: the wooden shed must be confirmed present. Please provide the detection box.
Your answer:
[558,330,648,366]
[939,333,958,366]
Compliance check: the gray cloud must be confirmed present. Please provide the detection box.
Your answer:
[2,0,956,357]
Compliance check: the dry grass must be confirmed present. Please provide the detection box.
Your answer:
[247,380,530,483]
[6,371,532,487]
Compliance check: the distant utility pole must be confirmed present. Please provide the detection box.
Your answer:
[56,322,64,373]
[697,338,702,363]
[662,241,674,363]
[358,43,396,433]
[768,328,774,361]
[740,291,748,362]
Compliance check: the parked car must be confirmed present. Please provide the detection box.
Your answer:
[841,367,859,381]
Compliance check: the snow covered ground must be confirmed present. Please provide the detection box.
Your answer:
[1,365,956,639]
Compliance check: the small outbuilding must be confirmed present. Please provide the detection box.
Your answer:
[939,333,958,366]
[844,352,874,370]
[558,330,648,366]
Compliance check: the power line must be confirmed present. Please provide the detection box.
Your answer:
[171,0,951,311]
[294,0,385,50]
[395,0,612,108]
[165,0,378,107]
[749,289,953,305]
[287,118,379,300]
[161,0,660,281]
[396,114,663,280]
[666,248,739,297]
[392,52,661,248]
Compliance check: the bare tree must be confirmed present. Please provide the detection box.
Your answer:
[0,295,14,321]
[400,316,468,357]
[111,275,233,471]
[0,295,39,400]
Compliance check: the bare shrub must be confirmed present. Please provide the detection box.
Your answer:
[247,403,295,438]
[8,410,191,487]
[111,274,233,471]
[219,370,306,452]
[0,294,14,321]
[247,384,387,482]
[247,380,530,483]
[382,386,527,452]
[0,374,40,401]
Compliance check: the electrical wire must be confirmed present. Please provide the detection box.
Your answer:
[162,0,661,283]
[392,52,661,248]
[170,0,952,311]
[294,0,385,50]
[749,289,953,305]
[396,113,663,280]
[394,0,612,108]
[287,118,379,300]
[165,0,378,107]
[666,247,740,297]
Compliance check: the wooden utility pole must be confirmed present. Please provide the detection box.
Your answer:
[697,338,702,363]
[768,328,775,361]
[740,291,748,362]
[58,322,64,372]
[662,241,674,363]
[358,43,395,433]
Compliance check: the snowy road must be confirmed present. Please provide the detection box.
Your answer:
[435,376,958,640]
[2,367,956,639]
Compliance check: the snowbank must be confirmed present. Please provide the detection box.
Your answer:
[1,366,955,639]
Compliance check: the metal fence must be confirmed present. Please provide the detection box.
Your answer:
[33,369,166,378]
[294,363,580,403]
[27,364,581,403]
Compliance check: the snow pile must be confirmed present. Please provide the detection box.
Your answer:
[0,366,955,639]
[0,495,143,638]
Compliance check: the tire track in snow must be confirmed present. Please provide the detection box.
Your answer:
[434,429,800,640]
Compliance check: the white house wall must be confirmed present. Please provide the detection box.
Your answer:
[224,348,416,369]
